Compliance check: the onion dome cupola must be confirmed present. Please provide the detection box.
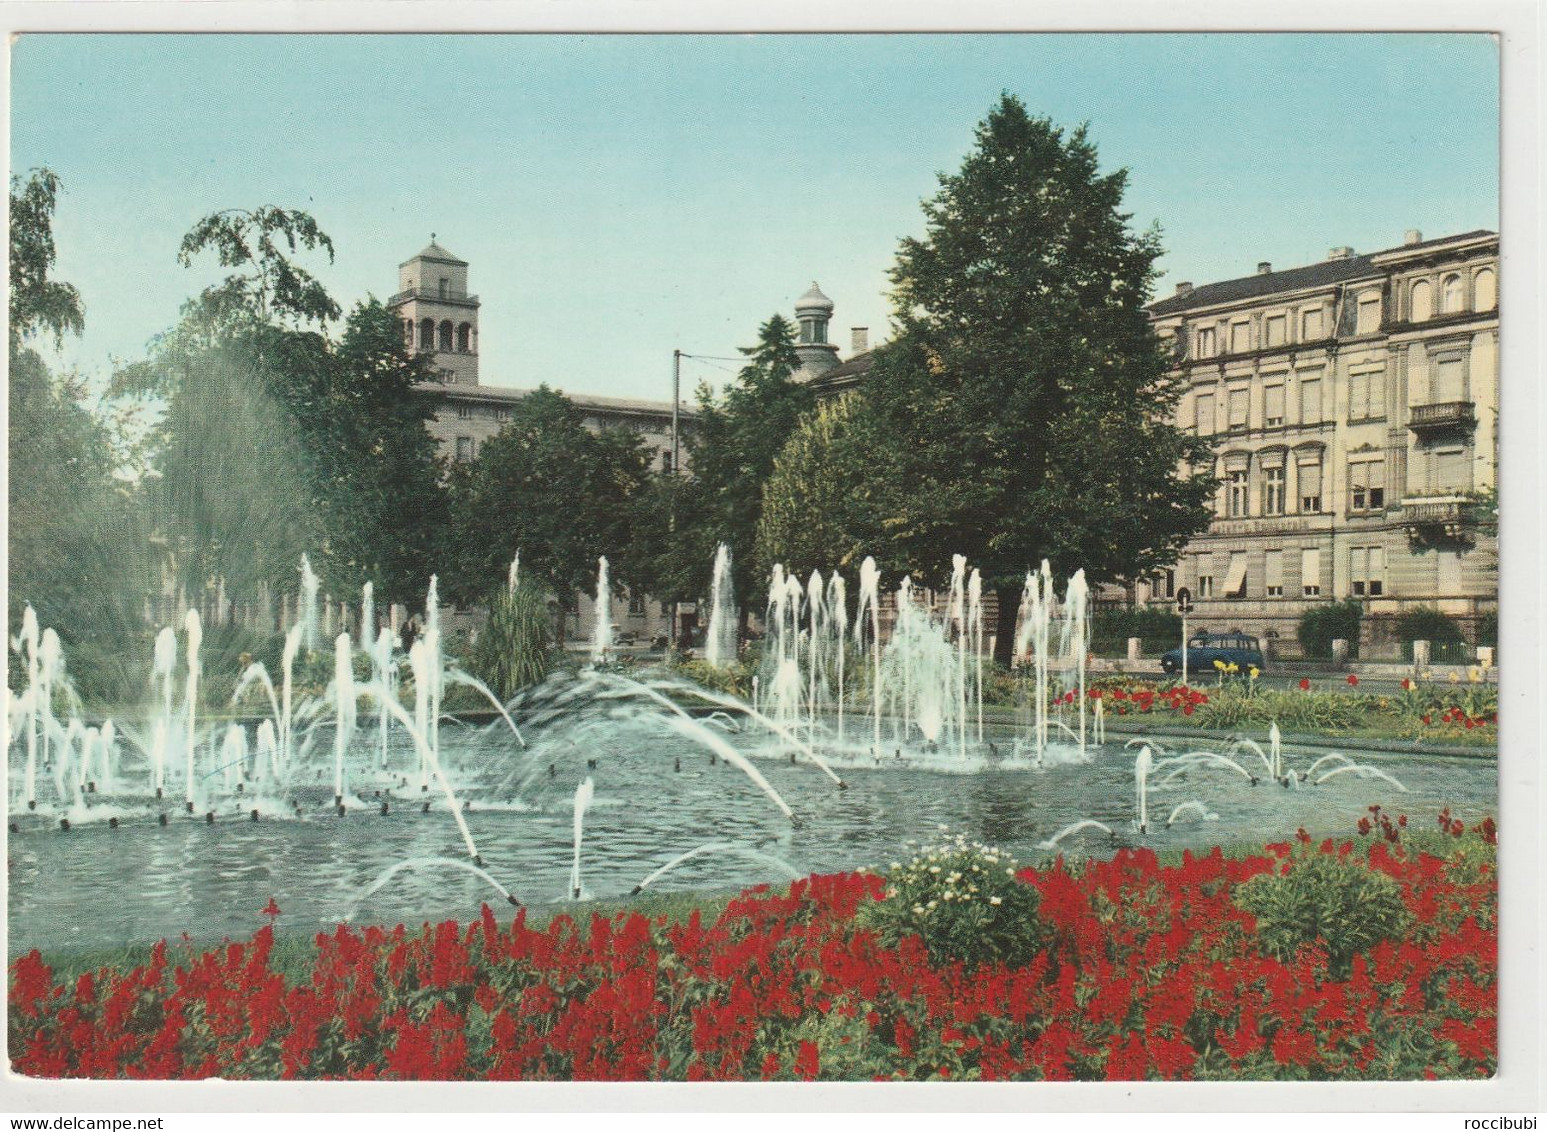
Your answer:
[793,281,840,379]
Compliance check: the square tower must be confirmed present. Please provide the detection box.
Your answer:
[388,238,481,387]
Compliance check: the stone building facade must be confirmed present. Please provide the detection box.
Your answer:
[1140,230,1499,657]
[386,240,696,645]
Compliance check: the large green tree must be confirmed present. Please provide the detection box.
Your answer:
[673,314,813,627]
[444,386,651,642]
[769,96,1215,664]
[8,169,151,699]
[120,207,448,608]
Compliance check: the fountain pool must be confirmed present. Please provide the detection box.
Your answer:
[7,714,1494,955]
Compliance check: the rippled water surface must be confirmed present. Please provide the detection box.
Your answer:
[8,718,1496,955]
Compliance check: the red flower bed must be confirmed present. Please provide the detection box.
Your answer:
[9,822,1496,1082]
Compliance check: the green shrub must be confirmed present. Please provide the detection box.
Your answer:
[1297,600,1361,660]
[1394,607,1465,661]
[858,833,1048,970]
[1476,610,1497,648]
[1091,606,1182,656]
[470,585,553,700]
[1233,848,1410,977]
[666,655,754,699]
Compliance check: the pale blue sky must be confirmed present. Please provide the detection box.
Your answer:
[11,33,1499,402]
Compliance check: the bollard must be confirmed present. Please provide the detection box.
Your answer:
[1476,645,1494,669]
[1331,638,1349,667]
[1126,636,1142,663]
[1412,639,1431,673]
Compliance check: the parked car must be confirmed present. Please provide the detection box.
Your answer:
[1160,632,1265,676]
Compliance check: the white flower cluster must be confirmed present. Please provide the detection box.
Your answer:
[883,829,1019,918]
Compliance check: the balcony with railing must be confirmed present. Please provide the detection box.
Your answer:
[388,287,480,308]
[1407,401,1475,433]
[1399,495,1477,547]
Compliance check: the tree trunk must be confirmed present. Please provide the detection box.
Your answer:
[554,597,568,647]
[993,583,1020,669]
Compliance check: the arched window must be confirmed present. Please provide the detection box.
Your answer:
[439,320,454,352]
[403,318,414,346]
[1441,273,1464,314]
[1473,268,1496,312]
[419,318,435,349]
[1410,279,1432,322]
[457,323,472,352]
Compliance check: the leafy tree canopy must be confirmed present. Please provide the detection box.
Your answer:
[444,386,652,638]
[9,169,84,349]
[777,95,1215,662]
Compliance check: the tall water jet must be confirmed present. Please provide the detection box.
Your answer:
[183,610,202,809]
[359,582,375,653]
[409,637,432,790]
[38,628,63,803]
[856,557,882,753]
[1134,744,1153,834]
[373,627,395,769]
[1064,570,1090,753]
[425,575,442,761]
[571,776,595,899]
[332,632,356,805]
[592,557,613,663]
[705,543,736,667]
[508,551,520,596]
[280,624,303,778]
[1269,722,1283,780]
[968,567,984,743]
[218,724,247,793]
[950,555,968,759]
[828,571,847,748]
[806,569,825,739]
[13,607,40,806]
[299,555,320,652]
[149,625,178,796]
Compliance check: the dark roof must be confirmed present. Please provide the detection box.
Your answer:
[1148,230,1496,317]
[423,381,697,417]
[804,350,876,388]
[1148,255,1376,316]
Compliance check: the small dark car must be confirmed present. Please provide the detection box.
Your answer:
[1160,632,1265,676]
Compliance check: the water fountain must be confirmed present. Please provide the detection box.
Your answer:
[704,543,736,667]
[4,549,1482,955]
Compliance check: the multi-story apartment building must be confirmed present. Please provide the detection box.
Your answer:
[1141,230,1498,656]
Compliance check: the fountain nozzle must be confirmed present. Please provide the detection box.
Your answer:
[630,885,644,896]
[108,817,119,829]
[206,811,215,824]
[250,809,260,822]
[158,813,168,827]
[837,780,848,791]
[59,818,71,831]
[506,894,522,907]
[185,801,194,813]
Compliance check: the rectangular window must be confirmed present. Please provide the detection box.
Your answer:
[1349,368,1384,420]
[1160,568,1175,599]
[455,436,474,463]
[1299,377,1322,425]
[628,592,646,616]
[1434,447,1469,493]
[1350,547,1387,597]
[1356,295,1382,335]
[1433,356,1466,403]
[1228,387,1249,429]
[1197,574,1214,598]
[494,407,510,422]
[1301,548,1321,597]
[1195,327,1216,358]
[1349,459,1386,512]
[1266,550,1284,597]
[1227,469,1249,517]
[1230,322,1251,353]
[1265,315,1287,347]
[1302,308,1324,339]
[1264,383,1285,427]
[456,404,472,419]
[1225,552,1249,599]
[1194,393,1214,435]
[1298,459,1322,513]
[1264,464,1286,515]
[1437,551,1461,594]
